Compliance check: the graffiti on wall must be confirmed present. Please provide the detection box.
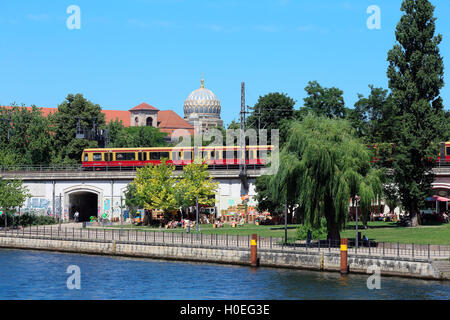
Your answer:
[22,198,53,216]
[103,199,111,219]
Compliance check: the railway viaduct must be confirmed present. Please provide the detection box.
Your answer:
[0,167,266,222]
[0,166,449,222]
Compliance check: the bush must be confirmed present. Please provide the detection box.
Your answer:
[296,218,328,240]
[0,212,58,227]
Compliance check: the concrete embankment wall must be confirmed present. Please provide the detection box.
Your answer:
[0,236,445,280]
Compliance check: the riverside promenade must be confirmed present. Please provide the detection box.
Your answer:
[1,224,449,280]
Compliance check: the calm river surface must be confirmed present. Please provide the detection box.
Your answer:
[0,248,449,300]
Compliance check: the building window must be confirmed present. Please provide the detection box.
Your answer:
[135,117,139,126]
[146,117,153,126]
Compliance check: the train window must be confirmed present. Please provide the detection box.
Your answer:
[143,152,147,161]
[84,154,88,162]
[116,152,135,161]
[184,151,192,160]
[104,153,110,162]
[224,150,237,159]
[93,153,102,161]
[210,151,215,159]
[138,152,143,161]
[160,152,169,159]
[172,151,182,160]
[150,152,160,160]
[446,147,450,156]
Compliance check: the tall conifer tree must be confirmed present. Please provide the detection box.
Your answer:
[387,0,447,226]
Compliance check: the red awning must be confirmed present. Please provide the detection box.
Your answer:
[427,195,450,202]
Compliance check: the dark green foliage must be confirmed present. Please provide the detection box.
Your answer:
[0,105,52,166]
[124,182,144,215]
[1,212,58,227]
[349,86,399,143]
[247,92,295,132]
[254,175,283,215]
[386,0,447,225]
[107,120,168,148]
[296,218,328,240]
[51,94,105,165]
[301,81,346,119]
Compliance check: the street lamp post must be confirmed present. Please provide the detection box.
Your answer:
[120,195,123,236]
[58,193,62,232]
[355,195,360,250]
[196,196,199,234]
[284,202,288,245]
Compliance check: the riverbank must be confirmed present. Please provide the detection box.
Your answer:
[0,234,449,281]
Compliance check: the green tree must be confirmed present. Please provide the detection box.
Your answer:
[134,159,178,220]
[107,120,168,148]
[50,94,105,165]
[301,81,346,119]
[268,115,382,241]
[0,105,52,166]
[227,120,240,130]
[123,126,168,147]
[124,182,144,215]
[349,86,398,142]
[254,175,283,215]
[247,92,295,132]
[176,162,218,212]
[387,0,447,226]
[0,178,30,227]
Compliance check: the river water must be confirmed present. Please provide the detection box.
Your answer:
[0,249,449,300]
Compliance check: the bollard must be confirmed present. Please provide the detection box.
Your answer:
[340,238,348,274]
[250,234,259,267]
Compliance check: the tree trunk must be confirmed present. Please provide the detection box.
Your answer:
[325,198,341,242]
[327,222,341,242]
[409,203,421,227]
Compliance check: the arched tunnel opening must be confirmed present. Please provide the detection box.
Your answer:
[69,192,98,222]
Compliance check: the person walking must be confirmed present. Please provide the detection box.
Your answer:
[74,210,79,223]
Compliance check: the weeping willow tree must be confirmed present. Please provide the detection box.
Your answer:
[269,115,382,241]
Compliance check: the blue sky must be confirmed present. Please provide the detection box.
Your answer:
[1,0,449,126]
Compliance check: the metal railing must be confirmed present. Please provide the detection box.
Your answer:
[0,163,266,173]
[1,225,449,261]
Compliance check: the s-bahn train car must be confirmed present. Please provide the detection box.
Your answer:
[438,142,450,164]
[81,145,274,170]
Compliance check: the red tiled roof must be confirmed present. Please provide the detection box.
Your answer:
[129,102,160,112]
[102,110,130,127]
[1,106,58,117]
[157,110,193,129]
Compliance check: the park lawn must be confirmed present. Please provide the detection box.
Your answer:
[341,222,450,245]
[104,223,298,239]
[100,221,450,245]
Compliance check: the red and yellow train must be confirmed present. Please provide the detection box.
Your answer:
[438,142,450,163]
[81,145,274,169]
[81,141,450,170]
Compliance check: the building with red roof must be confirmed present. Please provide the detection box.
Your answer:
[1,102,194,138]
